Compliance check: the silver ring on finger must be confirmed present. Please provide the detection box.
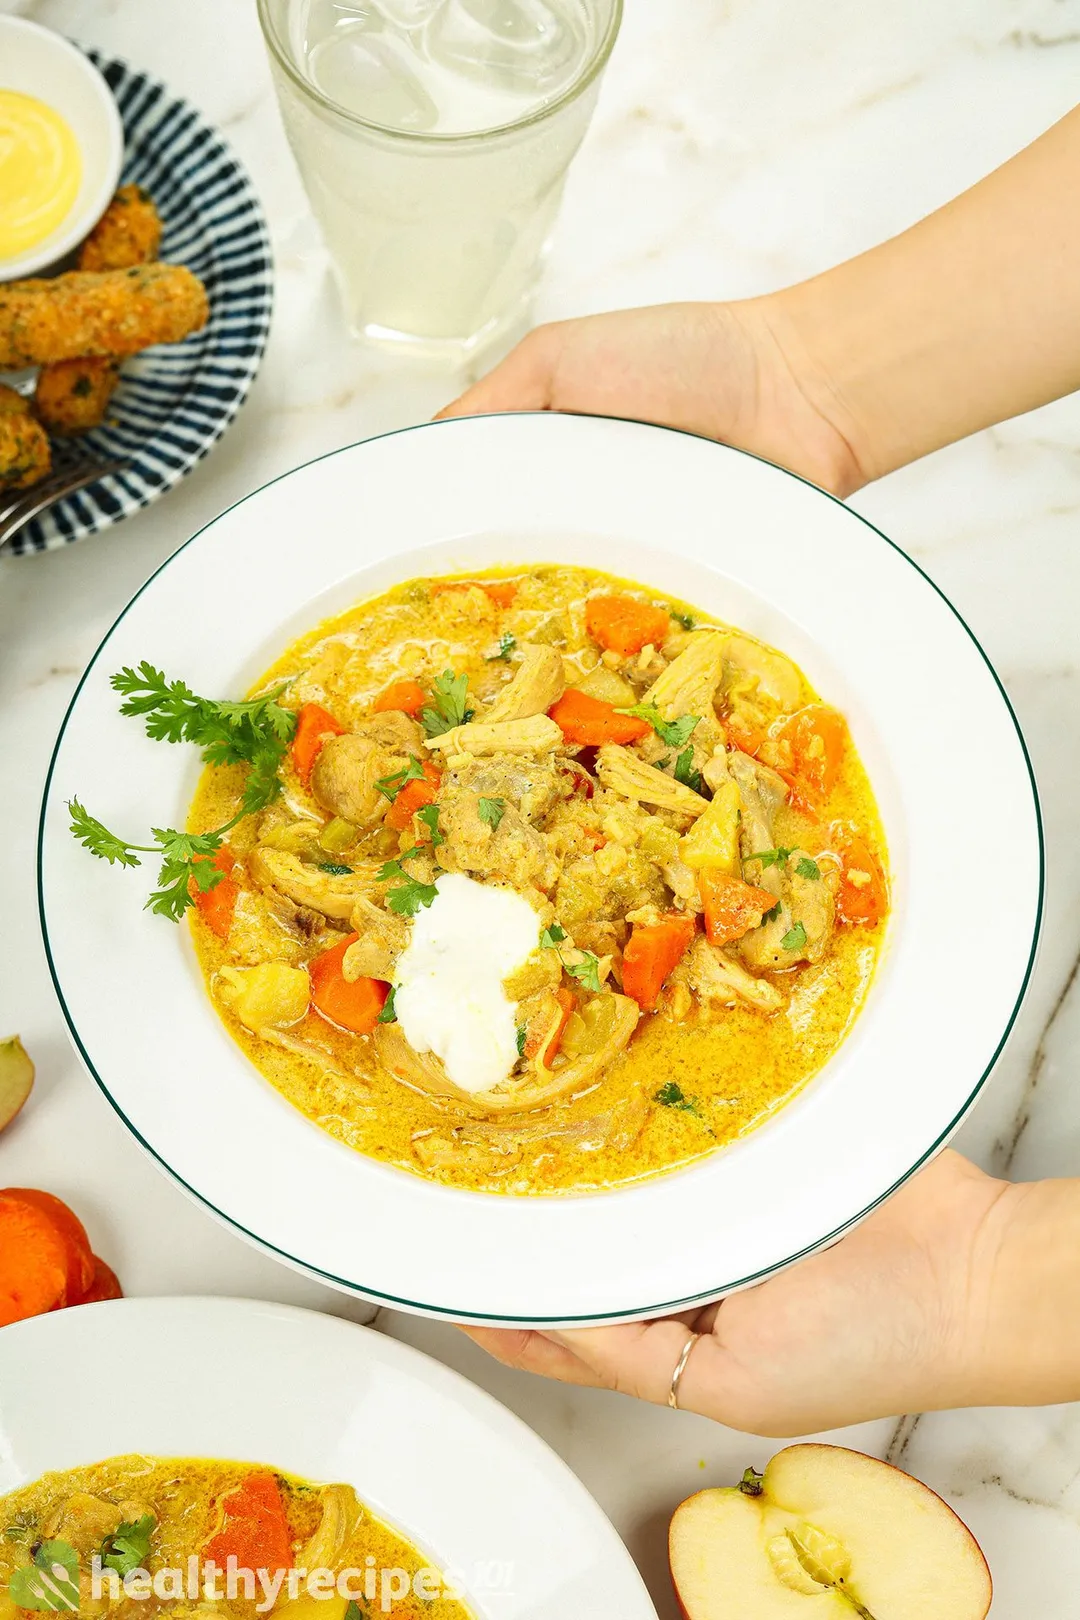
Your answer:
[668,1329,701,1410]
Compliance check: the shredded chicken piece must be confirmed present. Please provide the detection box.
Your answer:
[343,896,409,982]
[681,937,784,1012]
[721,633,803,711]
[310,711,423,829]
[375,993,640,1116]
[426,713,563,757]
[484,644,566,722]
[413,1088,649,1175]
[249,846,372,921]
[596,744,709,816]
[297,1485,360,1570]
[641,629,727,718]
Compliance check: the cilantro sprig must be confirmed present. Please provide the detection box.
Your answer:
[654,1081,713,1132]
[421,670,474,738]
[539,922,603,994]
[378,986,398,1024]
[377,849,439,917]
[744,846,794,871]
[486,632,516,663]
[68,666,296,922]
[781,921,808,952]
[478,797,506,831]
[101,1515,155,1578]
[673,747,703,793]
[9,1540,79,1613]
[375,754,426,802]
[623,703,701,751]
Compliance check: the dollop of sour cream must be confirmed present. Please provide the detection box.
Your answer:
[394,873,539,1095]
[0,92,82,262]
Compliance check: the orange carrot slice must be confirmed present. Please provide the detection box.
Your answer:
[829,826,888,927]
[190,848,239,941]
[204,1472,292,1579]
[372,679,427,717]
[699,870,777,947]
[585,596,671,657]
[622,915,696,1010]
[309,935,389,1035]
[385,761,441,832]
[549,688,651,747]
[772,704,847,811]
[291,702,345,788]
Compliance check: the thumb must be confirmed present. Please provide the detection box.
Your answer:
[434,324,565,420]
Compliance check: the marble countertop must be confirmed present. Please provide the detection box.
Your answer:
[2,0,1080,1613]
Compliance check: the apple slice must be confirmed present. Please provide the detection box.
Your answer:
[670,1443,991,1620]
[0,1035,34,1134]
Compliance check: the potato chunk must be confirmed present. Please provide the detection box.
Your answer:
[218,963,310,1032]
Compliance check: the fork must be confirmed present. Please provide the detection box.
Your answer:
[0,455,129,551]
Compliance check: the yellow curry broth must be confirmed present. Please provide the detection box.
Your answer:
[0,1456,469,1620]
[188,566,887,1196]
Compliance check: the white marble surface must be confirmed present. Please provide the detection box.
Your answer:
[1,0,1079,1614]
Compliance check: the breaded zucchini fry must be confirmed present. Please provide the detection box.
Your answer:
[79,184,163,273]
[0,386,51,491]
[35,357,121,435]
[0,264,209,369]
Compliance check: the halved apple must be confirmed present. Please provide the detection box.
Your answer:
[670,1443,991,1619]
[0,1035,34,1134]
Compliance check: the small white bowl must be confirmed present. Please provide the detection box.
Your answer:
[0,16,123,281]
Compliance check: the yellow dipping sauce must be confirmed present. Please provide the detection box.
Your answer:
[0,89,82,260]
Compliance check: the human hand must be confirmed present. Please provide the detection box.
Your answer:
[463,1151,1015,1436]
[437,301,866,497]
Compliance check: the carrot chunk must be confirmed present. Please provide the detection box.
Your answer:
[291,702,345,788]
[0,1192,79,1326]
[585,595,672,657]
[549,688,651,747]
[829,826,889,927]
[622,915,697,1010]
[310,935,389,1034]
[385,761,441,831]
[431,579,518,608]
[204,1472,292,1579]
[372,679,427,717]
[3,1188,94,1300]
[699,870,777,947]
[724,711,766,758]
[190,848,239,941]
[524,987,576,1067]
[772,704,847,811]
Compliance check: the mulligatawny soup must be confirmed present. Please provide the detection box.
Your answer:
[0,1455,470,1619]
[187,566,889,1195]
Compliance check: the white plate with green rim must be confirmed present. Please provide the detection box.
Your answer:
[38,413,1043,1325]
[0,1295,657,1618]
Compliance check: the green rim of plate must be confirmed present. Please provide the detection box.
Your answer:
[37,414,1045,1323]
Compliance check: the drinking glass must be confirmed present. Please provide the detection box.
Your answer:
[257,0,622,358]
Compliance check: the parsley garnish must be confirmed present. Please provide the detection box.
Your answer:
[101,1514,155,1578]
[318,861,353,875]
[795,856,821,881]
[516,1025,527,1057]
[670,609,695,631]
[421,670,474,737]
[654,1081,712,1131]
[345,1603,369,1620]
[673,747,703,793]
[762,902,782,925]
[565,953,603,994]
[478,797,506,831]
[377,855,438,917]
[486,633,517,662]
[415,803,445,846]
[624,704,701,750]
[375,754,426,802]
[9,1540,79,1612]
[69,665,296,921]
[744,847,794,871]
[378,987,398,1024]
[540,922,600,992]
[781,921,808,952]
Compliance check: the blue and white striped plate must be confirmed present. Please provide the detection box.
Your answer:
[10,48,273,557]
